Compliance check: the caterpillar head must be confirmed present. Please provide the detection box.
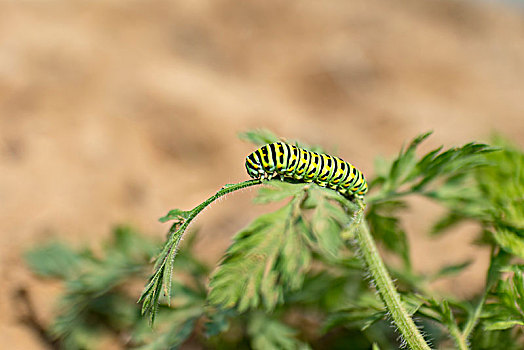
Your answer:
[245,153,262,179]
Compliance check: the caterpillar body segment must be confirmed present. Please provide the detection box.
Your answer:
[245,142,368,199]
[284,144,300,177]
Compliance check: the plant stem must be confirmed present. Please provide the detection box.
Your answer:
[139,179,262,322]
[178,179,263,232]
[161,179,264,275]
[461,246,498,343]
[160,179,263,271]
[460,289,487,345]
[351,200,432,350]
[449,321,469,350]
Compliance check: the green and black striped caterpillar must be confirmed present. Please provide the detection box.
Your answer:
[245,142,368,199]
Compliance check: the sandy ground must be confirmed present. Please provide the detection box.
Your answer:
[1,0,524,348]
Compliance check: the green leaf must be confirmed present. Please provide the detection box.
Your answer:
[254,181,309,204]
[482,264,524,333]
[372,131,433,194]
[55,324,98,350]
[411,142,493,192]
[366,200,410,268]
[238,129,324,153]
[247,313,310,350]
[25,241,82,279]
[322,293,423,333]
[428,138,522,245]
[484,320,524,331]
[139,229,185,324]
[470,326,522,350]
[323,308,385,333]
[107,226,159,262]
[170,234,210,283]
[419,297,465,333]
[288,266,373,314]
[133,275,205,349]
[30,227,166,348]
[486,250,512,289]
[142,179,264,325]
[388,131,433,189]
[307,187,349,257]
[204,308,235,338]
[476,138,524,230]
[401,293,425,316]
[133,306,203,350]
[370,131,497,204]
[429,260,473,281]
[430,211,467,236]
[158,208,191,223]
[238,129,281,146]
[492,226,524,260]
[208,201,311,312]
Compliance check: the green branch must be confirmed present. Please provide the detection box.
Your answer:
[459,246,503,346]
[450,321,469,350]
[138,179,262,324]
[349,200,432,350]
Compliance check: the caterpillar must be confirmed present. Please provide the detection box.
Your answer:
[245,142,368,199]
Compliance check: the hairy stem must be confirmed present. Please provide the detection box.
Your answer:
[460,287,487,346]
[161,179,263,258]
[178,179,262,232]
[351,200,431,350]
[139,179,262,323]
[461,246,498,343]
[157,179,264,281]
[449,320,469,350]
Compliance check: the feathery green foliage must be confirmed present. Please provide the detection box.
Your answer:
[247,313,311,350]
[208,194,312,311]
[208,182,353,313]
[483,265,524,331]
[24,130,524,350]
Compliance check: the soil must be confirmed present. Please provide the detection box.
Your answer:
[1,0,523,348]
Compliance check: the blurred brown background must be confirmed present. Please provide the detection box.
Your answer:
[1,0,524,348]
